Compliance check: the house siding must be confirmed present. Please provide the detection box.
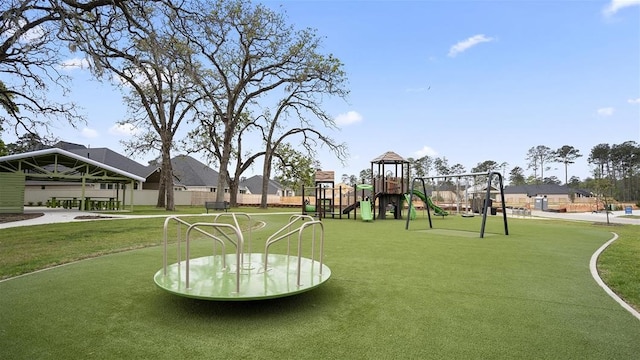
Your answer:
[0,172,25,213]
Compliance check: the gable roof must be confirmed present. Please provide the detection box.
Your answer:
[65,147,154,179]
[0,148,146,183]
[170,155,220,187]
[54,140,87,150]
[240,175,283,195]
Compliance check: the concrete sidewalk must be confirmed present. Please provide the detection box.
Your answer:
[0,207,140,229]
[1,207,638,229]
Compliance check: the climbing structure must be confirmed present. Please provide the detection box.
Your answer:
[370,151,411,219]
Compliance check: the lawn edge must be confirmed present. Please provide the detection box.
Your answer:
[590,232,640,321]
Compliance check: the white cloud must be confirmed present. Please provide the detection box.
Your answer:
[415,146,438,158]
[59,57,90,71]
[628,97,640,104]
[335,111,363,126]
[603,0,640,17]
[597,107,615,116]
[109,123,140,136]
[448,34,494,57]
[81,127,99,138]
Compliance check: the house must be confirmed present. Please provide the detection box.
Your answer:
[427,183,461,204]
[1,141,305,210]
[240,175,293,196]
[165,154,224,193]
[55,144,225,193]
[503,184,594,210]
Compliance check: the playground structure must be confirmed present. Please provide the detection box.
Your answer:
[302,153,450,221]
[302,170,373,221]
[154,213,331,300]
[302,170,372,220]
[370,151,410,219]
[342,183,374,221]
[405,171,510,238]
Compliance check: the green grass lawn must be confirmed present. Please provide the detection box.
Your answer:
[1,212,639,359]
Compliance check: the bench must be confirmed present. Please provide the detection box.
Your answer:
[205,201,230,213]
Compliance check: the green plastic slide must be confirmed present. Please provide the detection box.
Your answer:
[403,194,417,220]
[359,200,373,221]
[410,190,448,216]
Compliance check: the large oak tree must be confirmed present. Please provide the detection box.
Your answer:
[66,1,201,210]
[172,0,348,206]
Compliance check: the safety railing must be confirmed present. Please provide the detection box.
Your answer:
[185,222,243,293]
[162,216,230,276]
[162,214,249,294]
[264,214,325,286]
[211,212,253,269]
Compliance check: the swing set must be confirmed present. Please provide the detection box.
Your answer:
[405,171,509,238]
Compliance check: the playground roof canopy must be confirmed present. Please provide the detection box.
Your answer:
[0,148,146,183]
[371,151,408,164]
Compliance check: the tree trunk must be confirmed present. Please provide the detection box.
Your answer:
[228,179,239,207]
[260,153,273,209]
[165,167,175,211]
[216,143,231,204]
[161,144,175,211]
[156,169,166,208]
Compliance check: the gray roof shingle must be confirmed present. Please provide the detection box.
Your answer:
[240,175,283,195]
[65,148,154,178]
[170,155,220,187]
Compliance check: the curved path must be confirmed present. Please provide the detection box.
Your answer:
[590,232,640,321]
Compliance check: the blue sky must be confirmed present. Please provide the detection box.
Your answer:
[6,0,639,182]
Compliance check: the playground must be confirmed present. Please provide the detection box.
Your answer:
[1,150,639,358]
[301,152,509,237]
[1,208,640,358]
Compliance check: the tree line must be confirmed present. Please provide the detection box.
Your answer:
[338,141,639,203]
